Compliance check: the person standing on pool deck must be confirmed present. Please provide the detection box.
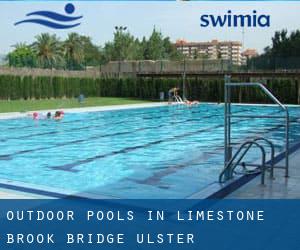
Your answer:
[168,87,180,104]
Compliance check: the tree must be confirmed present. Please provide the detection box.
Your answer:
[141,28,181,60]
[64,33,84,70]
[32,33,64,69]
[143,28,165,60]
[7,28,185,69]
[102,28,142,62]
[250,29,300,70]
[7,43,36,68]
[79,35,102,66]
[163,37,182,60]
[101,27,182,62]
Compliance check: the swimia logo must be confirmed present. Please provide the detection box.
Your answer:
[200,10,270,28]
[14,3,83,29]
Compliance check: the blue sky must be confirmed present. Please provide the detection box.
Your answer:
[0,1,300,54]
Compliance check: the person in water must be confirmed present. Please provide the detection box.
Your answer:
[54,111,64,120]
[32,111,53,120]
[185,100,200,105]
[32,112,40,120]
[31,111,60,120]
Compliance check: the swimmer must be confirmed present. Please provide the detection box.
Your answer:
[31,111,54,121]
[184,100,200,105]
[32,112,40,120]
[54,111,64,121]
[54,111,61,120]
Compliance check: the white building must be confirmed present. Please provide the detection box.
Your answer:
[175,39,245,65]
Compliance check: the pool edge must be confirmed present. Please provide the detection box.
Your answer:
[190,139,300,199]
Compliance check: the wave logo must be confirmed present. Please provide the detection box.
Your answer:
[14,3,82,29]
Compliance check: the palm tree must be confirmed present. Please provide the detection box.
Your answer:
[32,33,63,69]
[64,33,84,70]
[12,42,28,50]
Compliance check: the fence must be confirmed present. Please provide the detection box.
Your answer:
[3,57,300,77]
[244,57,300,71]
[0,59,233,78]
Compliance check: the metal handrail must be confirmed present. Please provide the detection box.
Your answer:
[174,95,184,104]
[219,139,266,184]
[233,137,275,177]
[224,79,290,180]
[253,137,275,178]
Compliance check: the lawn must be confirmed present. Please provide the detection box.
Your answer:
[0,97,152,113]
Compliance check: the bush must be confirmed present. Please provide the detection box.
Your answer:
[0,75,298,104]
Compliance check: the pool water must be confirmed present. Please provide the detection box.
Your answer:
[0,104,300,198]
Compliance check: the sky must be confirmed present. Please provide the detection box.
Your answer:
[0,1,300,54]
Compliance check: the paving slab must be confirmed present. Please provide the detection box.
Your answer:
[227,150,300,199]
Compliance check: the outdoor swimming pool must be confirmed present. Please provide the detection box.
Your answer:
[0,104,300,198]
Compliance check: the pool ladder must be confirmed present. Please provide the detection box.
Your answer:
[221,76,290,185]
[219,137,275,185]
[174,95,184,104]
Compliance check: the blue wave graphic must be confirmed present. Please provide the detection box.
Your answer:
[15,4,82,29]
[14,19,81,29]
[26,11,82,22]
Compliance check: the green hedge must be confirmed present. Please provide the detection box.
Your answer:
[0,75,299,104]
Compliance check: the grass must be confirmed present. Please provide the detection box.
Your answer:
[0,97,152,113]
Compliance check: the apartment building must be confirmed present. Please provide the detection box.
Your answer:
[175,39,245,65]
[241,49,258,65]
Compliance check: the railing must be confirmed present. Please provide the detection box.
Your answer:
[222,76,290,183]
[219,137,275,185]
[174,95,184,104]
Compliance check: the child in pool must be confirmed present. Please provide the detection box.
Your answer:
[54,111,64,120]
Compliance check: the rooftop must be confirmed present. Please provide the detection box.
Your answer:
[242,49,258,57]
[175,39,242,47]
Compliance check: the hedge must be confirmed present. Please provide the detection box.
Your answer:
[0,75,299,104]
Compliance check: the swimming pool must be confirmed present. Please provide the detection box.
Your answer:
[0,104,300,198]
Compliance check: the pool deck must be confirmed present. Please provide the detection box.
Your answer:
[227,149,300,199]
[0,102,168,120]
[1,102,298,120]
